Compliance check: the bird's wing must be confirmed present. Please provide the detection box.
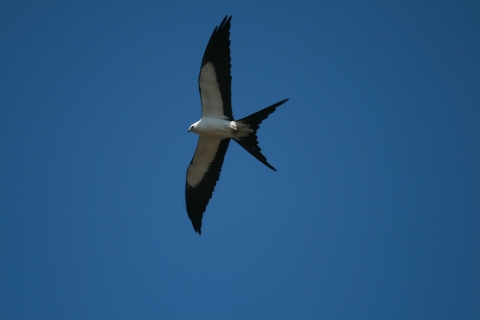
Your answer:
[185,137,230,234]
[198,15,233,120]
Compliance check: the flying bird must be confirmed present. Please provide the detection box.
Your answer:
[186,16,288,234]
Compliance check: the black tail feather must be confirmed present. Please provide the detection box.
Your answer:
[234,99,289,171]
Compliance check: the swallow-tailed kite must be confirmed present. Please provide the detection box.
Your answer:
[186,16,288,234]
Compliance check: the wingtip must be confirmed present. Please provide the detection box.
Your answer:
[192,224,202,235]
[220,15,232,28]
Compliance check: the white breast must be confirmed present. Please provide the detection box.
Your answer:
[194,118,235,138]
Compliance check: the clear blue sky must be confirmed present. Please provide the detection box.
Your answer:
[1,1,479,319]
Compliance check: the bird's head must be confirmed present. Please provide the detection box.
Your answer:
[188,121,200,133]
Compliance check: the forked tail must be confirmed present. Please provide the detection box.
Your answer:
[234,98,289,171]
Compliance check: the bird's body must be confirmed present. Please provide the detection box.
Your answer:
[189,118,252,138]
[185,16,288,234]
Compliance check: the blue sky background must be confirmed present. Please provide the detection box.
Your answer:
[1,1,479,319]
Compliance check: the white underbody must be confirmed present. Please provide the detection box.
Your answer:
[189,117,252,139]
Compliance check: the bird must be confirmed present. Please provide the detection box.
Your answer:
[186,16,288,234]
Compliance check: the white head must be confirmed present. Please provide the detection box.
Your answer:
[188,120,200,133]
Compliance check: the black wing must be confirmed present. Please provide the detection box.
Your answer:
[185,138,230,234]
[198,15,233,120]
